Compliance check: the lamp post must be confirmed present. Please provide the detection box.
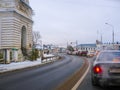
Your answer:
[105,23,114,45]
[97,30,103,44]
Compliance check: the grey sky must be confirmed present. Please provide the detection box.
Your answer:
[29,0,120,47]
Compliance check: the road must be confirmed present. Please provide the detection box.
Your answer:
[77,57,120,90]
[0,54,84,90]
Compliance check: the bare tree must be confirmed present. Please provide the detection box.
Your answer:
[67,45,74,51]
[32,31,41,45]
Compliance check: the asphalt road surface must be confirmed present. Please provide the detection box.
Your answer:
[77,58,120,90]
[0,54,84,90]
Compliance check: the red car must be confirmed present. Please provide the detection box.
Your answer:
[78,51,88,56]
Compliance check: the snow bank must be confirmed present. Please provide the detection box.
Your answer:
[0,54,56,73]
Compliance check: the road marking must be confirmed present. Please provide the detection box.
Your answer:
[71,60,90,90]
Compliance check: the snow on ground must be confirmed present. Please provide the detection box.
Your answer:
[0,54,55,73]
[44,54,54,57]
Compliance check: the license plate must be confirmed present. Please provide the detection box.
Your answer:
[109,68,120,73]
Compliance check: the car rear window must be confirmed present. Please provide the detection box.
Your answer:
[97,52,120,61]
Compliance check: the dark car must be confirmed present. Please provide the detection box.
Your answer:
[91,50,120,87]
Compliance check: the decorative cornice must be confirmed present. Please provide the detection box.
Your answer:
[20,0,32,10]
[0,10,33,23]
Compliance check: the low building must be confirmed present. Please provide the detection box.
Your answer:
[43,44,59,54]
[77,44,96,52]
[96,43,120,51]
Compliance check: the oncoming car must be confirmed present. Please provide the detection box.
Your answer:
[91,50,120,87]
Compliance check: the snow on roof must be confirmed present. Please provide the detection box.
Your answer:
[77,44,96,48]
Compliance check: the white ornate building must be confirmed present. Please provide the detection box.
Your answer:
[0,0,33,63]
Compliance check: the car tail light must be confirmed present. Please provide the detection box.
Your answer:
[93,66,102,74]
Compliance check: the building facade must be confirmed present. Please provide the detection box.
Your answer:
[0,0,33,63]
[96,43,120,51]
[77,44,96,52]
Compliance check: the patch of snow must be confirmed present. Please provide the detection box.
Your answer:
[44,54,54,57]
[0,54,56,73]
[0,58,42,73]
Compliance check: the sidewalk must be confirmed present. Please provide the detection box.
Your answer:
[0,54,57,74]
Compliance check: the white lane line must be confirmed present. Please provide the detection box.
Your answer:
[71,61,90,90]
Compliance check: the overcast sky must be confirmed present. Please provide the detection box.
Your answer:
[29,0,120,47]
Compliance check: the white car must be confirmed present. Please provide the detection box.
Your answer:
[91,50,120,87]
[87,51,95,57]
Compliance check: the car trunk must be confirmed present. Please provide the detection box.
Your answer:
[98,63,120,77]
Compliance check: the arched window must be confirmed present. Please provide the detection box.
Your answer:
[21,26,27,56]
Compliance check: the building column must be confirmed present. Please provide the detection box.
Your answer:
[3,49,10,64]
[12,49,18,62]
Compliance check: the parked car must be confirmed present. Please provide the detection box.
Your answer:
[72,51,78,55]
[91,50,120,87]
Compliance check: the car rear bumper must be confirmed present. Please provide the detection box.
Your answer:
[96,76,120,86]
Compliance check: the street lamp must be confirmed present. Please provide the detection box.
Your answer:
[105,23,114,45]
[97,30,103,44]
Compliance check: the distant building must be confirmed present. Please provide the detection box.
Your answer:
[43,44,59,54]
[77,44,96,52]
[33,44,43,50]
[96,42,120,51]
[58,47,66,53]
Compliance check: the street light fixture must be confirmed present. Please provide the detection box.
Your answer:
[105,23,114,45]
